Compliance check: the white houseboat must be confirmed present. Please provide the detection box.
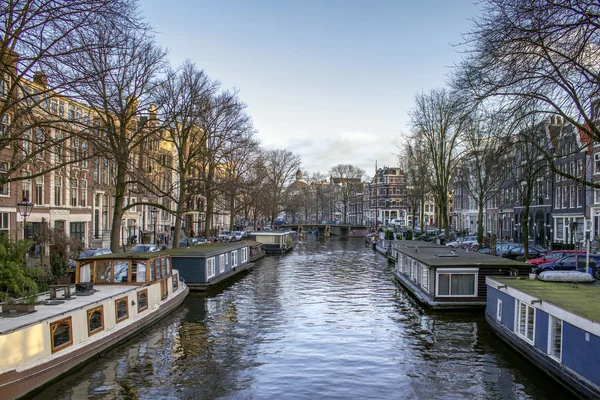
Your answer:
[0,251,188,400]
[248,231,297,254]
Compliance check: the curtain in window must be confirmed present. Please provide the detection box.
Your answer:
[451,274,475,295]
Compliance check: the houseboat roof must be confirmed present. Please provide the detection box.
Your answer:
[77,242,248,261]
[393,242,525,268]
[250,231,294,236]
[489,276,600,323]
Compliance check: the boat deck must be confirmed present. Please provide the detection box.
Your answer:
[0,285,135,335]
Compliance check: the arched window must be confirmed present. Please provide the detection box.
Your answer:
[115,297,128,322]
[137,289,148,312]
[87,306,104,335]
[50,317,72,353]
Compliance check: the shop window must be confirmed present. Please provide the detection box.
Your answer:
[115,297,128,322]
[87,306,104,335]
[50,317,73,353]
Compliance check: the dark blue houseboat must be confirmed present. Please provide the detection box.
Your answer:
[170,242,252,291]
[248,232,297,254]
[486,276,600,398]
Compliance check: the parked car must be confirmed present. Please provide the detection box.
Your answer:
[218,230,235,241]
[131,244,159,252]
[232,231,244,241]
[502,245,546,260]
[179,237,208,247]
[446,236,477,248]
[526,250,585,266]
[68,248,112,268]
[531,254,600,275]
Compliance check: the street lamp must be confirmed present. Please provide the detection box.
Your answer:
[150,207,158,244]
[17,197,34,240]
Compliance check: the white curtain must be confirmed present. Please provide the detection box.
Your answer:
[137,262,146,283]
[80,264,91,282]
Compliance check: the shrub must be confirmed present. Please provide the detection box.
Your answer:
[0,236,38,303]
[384,230,395,240]
[405,229,413,240]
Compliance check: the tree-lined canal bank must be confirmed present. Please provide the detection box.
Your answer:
[32,238,574,399]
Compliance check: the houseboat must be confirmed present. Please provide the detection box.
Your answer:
[248,231,297,254]
[392,242,530,309]
[0,251,188,400]
[169,242,254,291]
[248,240,266,262]
[486,276,600,398]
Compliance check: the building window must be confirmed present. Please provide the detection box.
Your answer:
[35,176,43,204]
[22,179,30,202]
[595,153,600,174]
[80,179,87,207]
[115,297,128,323]
[516,300,535,343]
[54,177,62,206]
[549,316,562,361]
[71,178,78,207]
[241,248,248,263]
[207,257,215,279]
[50,317,73,353]
[0,161,8,196]
[219,254,225,273]
[0,212,8,236]
[557,219,564,239]
[87,306,104,336]
[436,268,478,297]
[137,289,148,312]
[231,251,238,267]
[70,222,85,243]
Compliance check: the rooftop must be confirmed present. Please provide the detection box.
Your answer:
[78,242,248,261]
[493,276,600,323]
[393,242,525,268]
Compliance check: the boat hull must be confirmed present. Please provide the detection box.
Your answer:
[2,285,188,400]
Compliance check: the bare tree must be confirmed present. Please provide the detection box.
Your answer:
[329,164,364,224]
[408,88,464,238]
[65,24,167,251]
[456,0,600,185]
[0,0,139,187]
[153,61,218,246]
[458,111,510,248]
[260,149,302,225]
[399,138,431,233]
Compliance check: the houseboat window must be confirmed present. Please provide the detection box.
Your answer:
[79,261,92,282]
[95,261,112,283]
[115,297,128,322]
[155,259,162,279]
[421,267,428,290]
[87,306,104,335]
[231,251,238,267]
[207,257,215,278]
[436,269,478,297]
[516,300,535,343]
[50,317,72,353]
[149,260,155,281]
[161,278,168,300]
[166,258,171,275]
[173,273,179,291]
[549,316,562,361]
[113,261,129,283]
[161,257,167,277]
[219,254,225,273]
[496,300,502,321]
[137,289,148,312]
[133,261,147,283]
[241,247,248,263]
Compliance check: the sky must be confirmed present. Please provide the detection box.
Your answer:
[138,0,481,177]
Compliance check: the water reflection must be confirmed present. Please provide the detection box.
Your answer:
[31,237,575,400]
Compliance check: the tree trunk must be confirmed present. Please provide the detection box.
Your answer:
[110,167,127,253]
[173,181,186,248]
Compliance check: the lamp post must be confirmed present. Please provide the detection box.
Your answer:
[150,207,158,245]
[17,197,34,240]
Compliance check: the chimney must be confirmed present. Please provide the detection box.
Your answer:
[550,116,555,124]
[556,116,562,125]
[33,71,47,88]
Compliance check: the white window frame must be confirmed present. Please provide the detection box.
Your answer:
[231,251,238,267]
[219,254,225,273]
[516,300,536,344]
[421,266,428,291]
[206,257,215,279]
[435,268,478,297]
[241,247,248,263]
[548,315,563,362]
[0,161,9,196]
[496,299,502,321]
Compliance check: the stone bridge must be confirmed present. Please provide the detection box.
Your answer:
[280,224,369,238]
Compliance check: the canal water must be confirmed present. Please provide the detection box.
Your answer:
[33,237,575,400]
